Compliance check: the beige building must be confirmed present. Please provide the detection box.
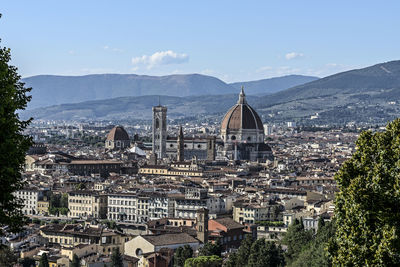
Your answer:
[68,190,107,219]
[124,233,200,258]
[40,224,131,255]
[37,198,50,215]
[233,202,283,224]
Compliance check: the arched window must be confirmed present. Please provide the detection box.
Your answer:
[231,135,236,140]
[155,118,160,129]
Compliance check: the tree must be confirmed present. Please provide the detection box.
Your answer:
[0,13,33,234]
[174,245,193,267]
[289,219,335,267]
[282,219,313,265]
[198,242,222,257]
[111,247,123,267]
[184,255,222,267]
[38,253,49,267]
[71,254,80,267]
[244,238,284,267]
[229,235,253,266]
[0,245,18,267]
[329,119,400,266]
[19,257,36,267]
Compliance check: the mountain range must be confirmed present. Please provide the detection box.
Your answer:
[23,74,317,109]
[22,60,400,125]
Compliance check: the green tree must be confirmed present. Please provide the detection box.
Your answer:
[0,245,18,267]
[71,254,80,267]
[19,257,36,267]
[229,235,253,266]
[174,245,193,267]
[289,219,335,267]
[38,253,49,267]
[111,247,123,267]
[184,255,222,267]
[0,13,33,234]
[329,119,400,266]
[244,238,284,267]
[199,242,222,257]
[282,219,313,265]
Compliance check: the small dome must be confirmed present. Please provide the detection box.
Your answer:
[221,88,264,132]
[106,126,130,141]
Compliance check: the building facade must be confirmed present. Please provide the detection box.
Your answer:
[152,105,167,159]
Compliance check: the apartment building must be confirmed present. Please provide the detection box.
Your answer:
[13,188,43,215]
[68,191,107,219]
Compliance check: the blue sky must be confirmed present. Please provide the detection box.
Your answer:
[1,1,399,82]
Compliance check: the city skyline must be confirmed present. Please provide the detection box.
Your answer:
[1,1,400,82]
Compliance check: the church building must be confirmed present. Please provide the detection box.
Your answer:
[219,87,273,162]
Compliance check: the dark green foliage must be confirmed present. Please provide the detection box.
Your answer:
[329,118,400,266]
[0,19,33,234]
[282,219,313,265]
[198,242,222,257]
[226,236,284,267]
[184,255,222,267]
[49,193,68,215]
[19,257,36,267]
[38,253,49,267]
[71,254,80,267]
[174,245,193,267]
[0,245,18,267]
[231,235,253,266]
[111,247,123,267]
[289,220,336,267]
[247,238,285,267]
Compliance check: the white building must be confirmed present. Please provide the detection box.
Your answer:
[14,189,41,215]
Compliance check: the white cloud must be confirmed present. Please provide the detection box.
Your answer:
[68,50,75,55]
[132,50,189,69]
[103,45,123,53]
[285,52,304,60]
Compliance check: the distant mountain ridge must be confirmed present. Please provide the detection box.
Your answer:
[23,60,400,125]
[229,75,318,95]
[22,73,318,109]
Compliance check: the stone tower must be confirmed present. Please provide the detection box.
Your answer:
[152,105,167,159]
[177,126,184,162]
[206,136,216,161]
[196,208,209,244]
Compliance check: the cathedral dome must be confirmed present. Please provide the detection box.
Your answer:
[221,88,264,133]
[106,126,130,141]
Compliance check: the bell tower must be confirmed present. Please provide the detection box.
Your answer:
[177,126,184,162]
[196,208,209,244]
[152,104,167,159]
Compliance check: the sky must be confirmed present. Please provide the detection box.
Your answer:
[1,1,400,83]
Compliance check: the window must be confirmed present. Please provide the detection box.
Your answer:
[231,135,236,140]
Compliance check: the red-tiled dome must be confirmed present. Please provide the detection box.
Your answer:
[221,88,264,132]
[106,126,130,141]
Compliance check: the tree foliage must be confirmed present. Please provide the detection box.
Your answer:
[329,119,400,266]
[71,254,80,267]
[282,219,313,265]
[289,219,335,267]
[49,193,69,215]
[198,242,222,257]
[111,247,123,267]
[225,236,284,267]
[0,13,33,234]
[19,257,36,267]
[184,255,222,267]
[38,253,49,267]
[0,245,18,267]
[174,245,193,267]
